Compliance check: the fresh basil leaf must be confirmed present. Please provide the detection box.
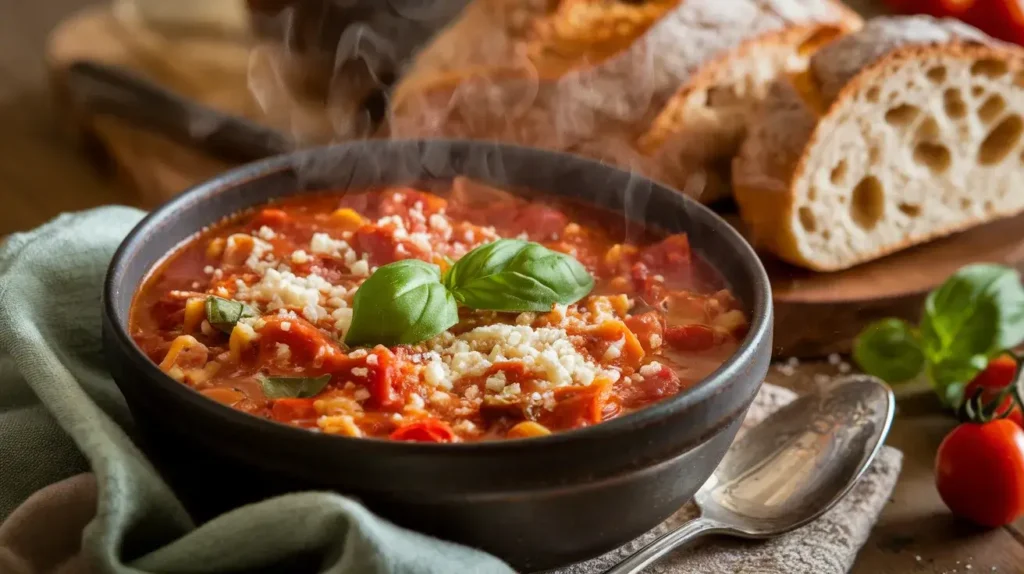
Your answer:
[852,318,925,383]
[928,354,991,407]
[345,259,459,346]
[444,239,594,312]
[919,264,1024,364]
[258,374,332,399]
[205,296,259,334]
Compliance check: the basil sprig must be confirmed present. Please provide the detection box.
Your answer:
[345,239,594,346]
[258,374,332,399]
[344,259,460,347]
[205,296,258,334]
[443,239,594,312]
[854,264,1024,406]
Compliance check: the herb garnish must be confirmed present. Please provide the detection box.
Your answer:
[205,296,259,334]
[854,264,1024,406]
[344,239,594,346]
[258,374,332,399]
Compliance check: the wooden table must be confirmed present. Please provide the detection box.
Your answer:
[3,2,1024,573]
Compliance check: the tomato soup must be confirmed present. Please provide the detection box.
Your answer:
[130,178,747,442]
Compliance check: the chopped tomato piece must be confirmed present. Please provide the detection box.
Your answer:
[366,346,403,410]
[511,205,568,240]
[378,188,447,220]
[640,234,694,286]
[588,320,645,367]
[542,379,614,430]
[618,364,682,409]
[271,398,318,423]
[251,208,289,229]
[352,225,406,265]
[665,324,717,351]
[258,316,348,371]
[389,419,456,442]
[630,262,670,302]
[625,311,666,352]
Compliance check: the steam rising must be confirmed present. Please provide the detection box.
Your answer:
[245,0,711,210]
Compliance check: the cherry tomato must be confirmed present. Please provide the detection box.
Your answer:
[389,419,456,443]
[935,418,1024,527]
[963,354,1023,428]
[963,0,1024,45]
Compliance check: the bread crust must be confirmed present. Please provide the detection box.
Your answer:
[734,23,1024,271]
[389,0,866,199]
[638,22,855,203]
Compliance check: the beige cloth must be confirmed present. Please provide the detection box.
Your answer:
[0,384,900,574]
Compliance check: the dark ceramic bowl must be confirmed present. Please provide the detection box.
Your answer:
[102,140,772,572]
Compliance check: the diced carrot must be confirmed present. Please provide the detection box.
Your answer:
[201,387,245,406]
[507,421,552,439]
[271,398,318,422]
[590,320,645,366]
[624,311,665,353]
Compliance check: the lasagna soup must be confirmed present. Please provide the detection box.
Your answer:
[130,179,748,442]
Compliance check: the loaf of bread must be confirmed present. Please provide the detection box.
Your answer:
[387,0,862,200]
[733,16,1024,271]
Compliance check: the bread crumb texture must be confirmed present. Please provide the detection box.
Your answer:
[735,16,1024,271]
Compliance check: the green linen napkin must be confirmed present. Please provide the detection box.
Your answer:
[0,206,514,574]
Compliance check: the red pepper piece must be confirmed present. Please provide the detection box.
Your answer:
[390,419,456,442]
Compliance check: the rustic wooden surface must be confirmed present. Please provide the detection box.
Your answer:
[4,2,1024,573]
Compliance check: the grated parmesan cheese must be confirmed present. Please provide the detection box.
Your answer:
[275,343,291,360]
[422,324,617,393]
[639,362,663,377]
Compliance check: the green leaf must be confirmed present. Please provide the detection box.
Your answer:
[344,259,459,346]
[852,318,925,383]
[443,239,594,312]
[205,296,259,334]
[918,264,1024,406]
[258,374,332,399]
[928,354,991,407]
[920,264,1024,359]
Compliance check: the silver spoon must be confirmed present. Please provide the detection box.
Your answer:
[604,375,894,574]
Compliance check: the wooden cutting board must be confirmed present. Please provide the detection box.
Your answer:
[46,5,1024,357]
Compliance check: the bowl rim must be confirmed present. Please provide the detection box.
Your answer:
[103,139,773,455]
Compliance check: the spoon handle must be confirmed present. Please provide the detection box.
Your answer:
[602,516,722,574]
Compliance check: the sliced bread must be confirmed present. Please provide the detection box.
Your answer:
[636,23,855,203]
[732,16,1024,271]
[388,0,863,189]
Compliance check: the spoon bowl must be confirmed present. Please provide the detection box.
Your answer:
[606,375,894,573]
